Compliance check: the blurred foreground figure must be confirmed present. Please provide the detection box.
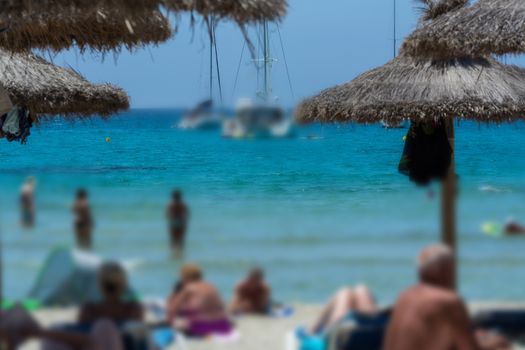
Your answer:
[385,244,509,350]
[230,267,271,315]
[20,176,35,228]
[167,264,233,337]
[166,189,189,257]
[0,262,143,350]
[72,189,94,250]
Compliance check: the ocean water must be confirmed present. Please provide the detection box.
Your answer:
[1,109,525,304]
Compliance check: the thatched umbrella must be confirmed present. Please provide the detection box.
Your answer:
[164,0,288,23]
[0,0,287,53]
[403,0,525,59]
[295,52,525,284]
[0,7,172,53]
[0,49,129,117]
[297,55,525,125]
[0,0,288,23]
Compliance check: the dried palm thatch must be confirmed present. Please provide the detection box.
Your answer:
[0,0,288,23]
[0,7,172,54]
[0,49,129,117]
[295,54,525,124]
[0,0,285,53]
[403,0,525,59]
[0,0,160,14]
[164,0,288,23]
[416,0,469,21]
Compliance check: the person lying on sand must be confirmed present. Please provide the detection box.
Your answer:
[385,244,510,350]
[5,262,143,350]
[309,284,378,334]
[230,267,271,315]
[167,264,233,337]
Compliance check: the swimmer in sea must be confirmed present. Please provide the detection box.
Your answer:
[20,177,35,228]
[504,219,525,236]
[72,188,94,250]
[166,190,190,258]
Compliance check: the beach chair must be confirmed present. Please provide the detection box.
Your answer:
[286,309,391,350]
[326,309,391,350]
[473,309,525,341]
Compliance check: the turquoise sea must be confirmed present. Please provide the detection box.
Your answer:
[1,110,525,304]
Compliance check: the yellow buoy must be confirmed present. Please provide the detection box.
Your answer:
[105,137,111,143]
[402,135,407,142]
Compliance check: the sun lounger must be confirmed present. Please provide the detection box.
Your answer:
[326,309,391,350]
[289,309,391,350]
[473,309,525,338]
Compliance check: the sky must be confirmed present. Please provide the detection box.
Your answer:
[51,0,525,109]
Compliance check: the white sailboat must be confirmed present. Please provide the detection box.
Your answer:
[178,16,224,130]
[222,21,293,138]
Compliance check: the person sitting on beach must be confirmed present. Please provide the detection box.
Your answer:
[166,189,189,257]
[385,244,510,350]
[309,284,378,334]
[20,176,35,228]
[10,262,143,350]
[72,188,94,250]
[77,262,143,325]
[167,264,233,337]
[230,267,271,315]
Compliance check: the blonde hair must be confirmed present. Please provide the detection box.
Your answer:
[180,263,203,282]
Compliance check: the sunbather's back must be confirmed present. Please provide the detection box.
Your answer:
[384,284,476,350]
[183,281,228,320]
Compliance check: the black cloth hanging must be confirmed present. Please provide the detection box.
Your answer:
[0,106,33,144]
[398,120,452,186]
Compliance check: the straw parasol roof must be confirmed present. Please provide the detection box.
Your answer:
[416,0,469,21]
[164,0,288,23]
[403,0,525,59]
[0,49,129,117]
[0,0,288,23]
[0,0,160,14]
[0,0,287,53]
[295,54,525,124]
[0,7,172,54]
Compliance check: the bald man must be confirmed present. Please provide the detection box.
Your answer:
[385,245,509,350]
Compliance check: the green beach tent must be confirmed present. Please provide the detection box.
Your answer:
[28,247,137,307]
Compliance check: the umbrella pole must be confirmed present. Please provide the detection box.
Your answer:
[442,118,457,287]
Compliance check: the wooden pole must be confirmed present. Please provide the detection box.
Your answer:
[442,118,457,287]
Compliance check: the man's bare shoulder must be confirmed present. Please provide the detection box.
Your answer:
[398,285,460,307]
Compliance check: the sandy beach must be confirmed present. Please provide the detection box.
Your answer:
[20,304,321,350]
[18,303,525,350]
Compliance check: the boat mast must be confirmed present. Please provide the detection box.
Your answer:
[209,15,214,100]
[262,20,271,102]
[393,0,397,58]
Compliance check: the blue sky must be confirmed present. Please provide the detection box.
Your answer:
[51,0,523,109]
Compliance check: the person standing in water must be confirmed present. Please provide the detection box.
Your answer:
[72,188,94,250]
[166,190,189,257]
[20,176,36,228]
